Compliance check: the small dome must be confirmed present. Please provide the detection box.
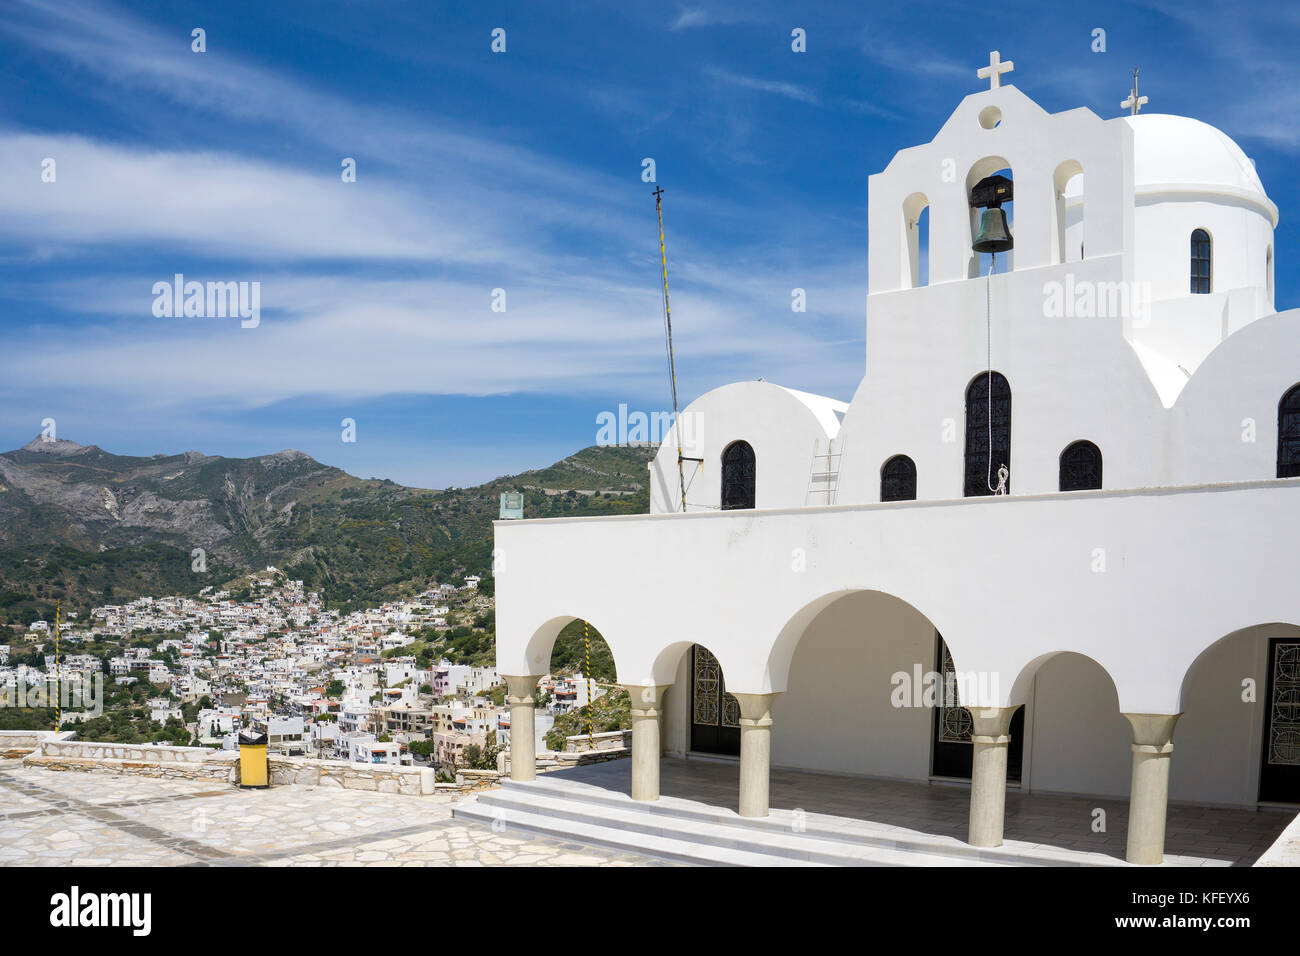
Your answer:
[1123,113,1267,198]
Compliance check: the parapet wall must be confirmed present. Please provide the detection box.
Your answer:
[564,729,632,753]
[22,739,435,796]
[0,729,79,758]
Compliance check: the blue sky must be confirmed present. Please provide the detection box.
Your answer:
[2,0,1298,487]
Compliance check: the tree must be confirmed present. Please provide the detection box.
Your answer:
[408,739,437,758]
[460,733,500,770]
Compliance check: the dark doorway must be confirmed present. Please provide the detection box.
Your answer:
[1259,638,1300,803]
[690,645,740,756]
[931,633,1023,781]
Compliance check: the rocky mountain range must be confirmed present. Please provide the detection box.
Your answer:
[0,437,656,627]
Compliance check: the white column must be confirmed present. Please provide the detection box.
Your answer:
[967,706,1018,847]
[621,684,670,801]
[504,675,542,782]
[733,693,779,818]
[1123,713,1180,865]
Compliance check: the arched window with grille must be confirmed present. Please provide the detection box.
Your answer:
[720,440,756,509]
[964,372,1011,497]
[1059,440,1103,491]
[1191,228,1212,294]
[1278,384,1300,478]
[880,455,917,502]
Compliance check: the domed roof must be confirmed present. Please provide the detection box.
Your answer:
[1123,113,1267,198]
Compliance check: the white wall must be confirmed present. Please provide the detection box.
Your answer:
[1024,652,1132,799]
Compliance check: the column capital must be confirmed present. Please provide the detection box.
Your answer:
[1122,712,1181,750]
[620,684,671,718]
[732,692,780,724]
[503,674,542,702]
[969,705,1018,739]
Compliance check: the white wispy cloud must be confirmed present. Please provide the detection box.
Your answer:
[0,133,474,263]
[706,67,820,105]
[858,36,970,83]
[1,252,865,407]
[669,6,754,31]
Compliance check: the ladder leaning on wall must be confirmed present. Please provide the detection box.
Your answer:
[805,437,844,505]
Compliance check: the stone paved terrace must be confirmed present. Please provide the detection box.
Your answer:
[0,758,675,867]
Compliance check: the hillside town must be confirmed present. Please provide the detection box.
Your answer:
[0,570,604,777]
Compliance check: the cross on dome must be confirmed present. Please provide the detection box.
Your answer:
[1121,67,1149,115]
[977,50,1014,90]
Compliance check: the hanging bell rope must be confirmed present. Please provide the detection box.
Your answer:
[985,252,1009,495]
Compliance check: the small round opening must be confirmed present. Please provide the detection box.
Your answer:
[979,106,1002,130]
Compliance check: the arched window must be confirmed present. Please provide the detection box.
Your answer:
[1191,228,1212,294]
[1052,160,1084,265]
[965,372,1011,497]
[720,441,756,509]
[880,455,917,502]
[1059,440,1103,491]
[903,192,930,288]
[1278,385,1300,478]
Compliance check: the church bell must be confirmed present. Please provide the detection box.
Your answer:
[970,173,1014,254]
[973,207,1013,254]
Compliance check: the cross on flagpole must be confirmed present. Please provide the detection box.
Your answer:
[1121,67,1148,115]
[977,50,1014,90]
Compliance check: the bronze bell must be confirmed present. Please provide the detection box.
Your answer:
[973,206,1013,254]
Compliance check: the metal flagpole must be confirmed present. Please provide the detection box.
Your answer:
[654,186,690,513]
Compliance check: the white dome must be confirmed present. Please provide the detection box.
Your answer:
[1123,113,1267,199]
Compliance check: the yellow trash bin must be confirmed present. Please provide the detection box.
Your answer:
[238,730,268,789]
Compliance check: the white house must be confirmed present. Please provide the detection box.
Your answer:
[493,55,1300,865]
[545,672,603,714]
[337,732,410,766]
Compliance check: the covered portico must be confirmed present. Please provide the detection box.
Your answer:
[467,755,1293,866]
[494,477,1300,864]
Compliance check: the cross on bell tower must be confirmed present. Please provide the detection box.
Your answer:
[1121,67,1149,115]
[977,50,1014,90]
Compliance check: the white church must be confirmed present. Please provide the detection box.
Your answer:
[492,54,1300,865]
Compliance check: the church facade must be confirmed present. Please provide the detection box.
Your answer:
[494,55,1300,864]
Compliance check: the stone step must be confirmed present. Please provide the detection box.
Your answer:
[453,799,824,866]
[493,775,1127,867]
[459,785,1008,866]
